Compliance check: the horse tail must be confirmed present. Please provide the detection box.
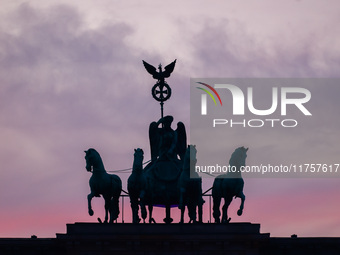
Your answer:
[110,174,122,221]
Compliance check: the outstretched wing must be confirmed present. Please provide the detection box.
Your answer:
[162,59,177,78]
[142,60,158,78]
[176,121,187,161]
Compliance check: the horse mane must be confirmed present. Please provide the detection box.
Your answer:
[229,146,248,170]
[86,148,105,171]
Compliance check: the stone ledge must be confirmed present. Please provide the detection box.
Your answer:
[57,222,269,238]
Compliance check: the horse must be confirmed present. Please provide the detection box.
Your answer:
[84,148,122,223]
[127,148,147,224]
[178,145,204,223]
[212,146,248,223]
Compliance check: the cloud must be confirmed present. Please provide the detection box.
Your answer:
[0,3,157,151]
[0,3,165,236]
[188,19,340,77]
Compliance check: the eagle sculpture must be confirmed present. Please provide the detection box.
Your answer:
[142,59,177,82]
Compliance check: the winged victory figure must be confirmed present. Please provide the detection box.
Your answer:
[149,115,187,163]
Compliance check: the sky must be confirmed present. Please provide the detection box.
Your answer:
[0,0,340,238]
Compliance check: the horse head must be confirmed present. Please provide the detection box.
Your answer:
[133,148,144,172]
[134,148,144,160]
[229,146,248,170]
[84,148,101,172]
[183,145,197,172]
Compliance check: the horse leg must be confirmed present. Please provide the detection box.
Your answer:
[237,192,246,216]
[197,184,204,223]
[139,201,146,224]
[87,192,95,216]
[179,188,185,224]
[148,204,155,224]
[178,188,185,210]
[180,204,185,224]
[104,196,110,223]
[198,204,203,223]
[222,196,232,224]
[130,196,139,224]
[110,196,120,223]
[188,202,196,224]
[212,194,221,223]
[139,190,147,223]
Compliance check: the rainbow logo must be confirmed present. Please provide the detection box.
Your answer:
[196,82,222,106]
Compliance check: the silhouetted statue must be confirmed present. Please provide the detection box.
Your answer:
[149,115,186,163]
[142,60,176,112]
[140,60,188,223]
[212,147,248,223]
[142,59,176,84]
[178,145,204,223]
[127,148,147,224]
[135,116,187,224]
[85,148,122,223]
